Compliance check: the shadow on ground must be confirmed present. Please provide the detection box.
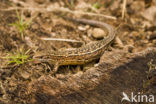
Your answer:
[30,48,156,104]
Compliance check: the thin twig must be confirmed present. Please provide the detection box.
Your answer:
[41,38,83,44]
[0,4,116,20]
[52,7,116,20]
[122,0,127,19]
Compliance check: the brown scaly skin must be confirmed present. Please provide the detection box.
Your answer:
[34,18,116,74]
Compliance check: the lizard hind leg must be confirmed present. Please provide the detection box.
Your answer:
[51,63,59,75]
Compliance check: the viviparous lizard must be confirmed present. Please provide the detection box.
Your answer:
[34,18,116,74]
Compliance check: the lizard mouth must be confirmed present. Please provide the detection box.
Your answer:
[33,55,43,59]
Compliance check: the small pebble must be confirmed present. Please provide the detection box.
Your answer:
[20,71,30,79]
[92,28,106,39]
[78,25,89,31]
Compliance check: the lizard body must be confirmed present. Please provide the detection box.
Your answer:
[34,18,116,74]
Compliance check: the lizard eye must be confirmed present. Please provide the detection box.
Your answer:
[68,51,72,54]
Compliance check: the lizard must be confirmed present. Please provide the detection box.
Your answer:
[34,17,116,74]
